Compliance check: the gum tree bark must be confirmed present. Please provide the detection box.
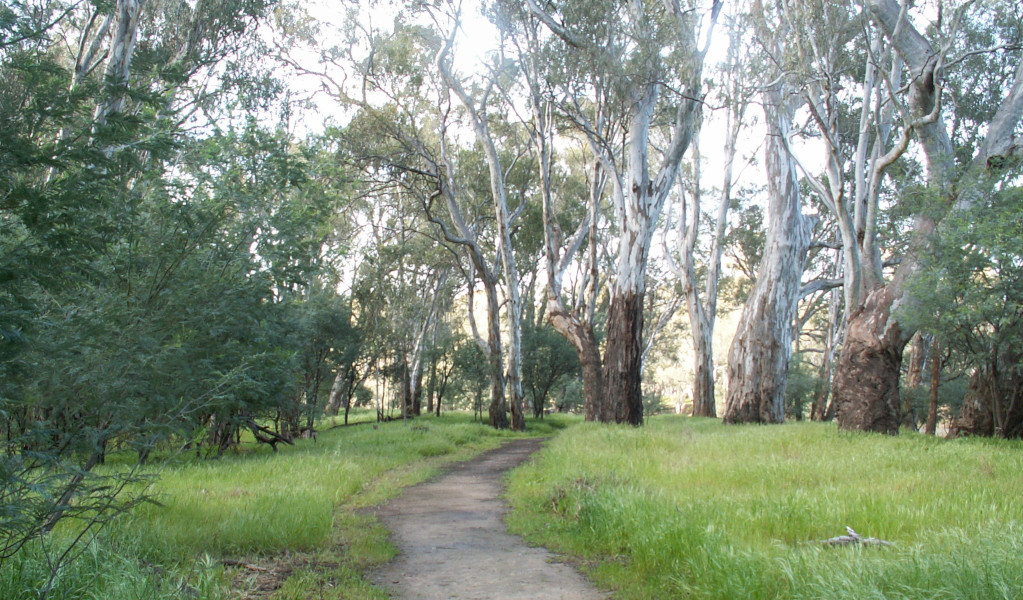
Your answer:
[424,141,510,430]
[517,14,606,421]
[94,0,144,126]
[526,0,721,425]
[665,29,747,418]
[435,21,526,430]
[834,0,1023,433]
[724,83,816,424]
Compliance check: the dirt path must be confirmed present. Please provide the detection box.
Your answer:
[368,437,605,600]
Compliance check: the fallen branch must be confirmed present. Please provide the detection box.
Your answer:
[818,526,893,547]
[244,419,295,453]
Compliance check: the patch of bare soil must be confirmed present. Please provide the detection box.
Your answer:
[368,438,606,600]
[227,558,293,598]
[226,555,341,598]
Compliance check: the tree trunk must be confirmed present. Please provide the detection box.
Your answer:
[724,84,815,425]
[691,326,715,417]
[602,290,644,425]
[833,285,904,434]
[95,0,145,126]
[950,349,1023,439]
[547,301,603,421]
[426,351,437,414]
[325,368,346,417]
[837,0,1023,433]
[685,20,744,420]
[902,331,927,429]
[483,279,509,429]
[812,290,841,421]
[436,36,524,432]
[671,134,729,420]
[905,332,926,388]
[925,337,940,435]
[412,366,423,416]
[401,358,411,421]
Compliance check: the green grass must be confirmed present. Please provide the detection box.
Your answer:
[505,416,1023,599]
[2,412,571,600]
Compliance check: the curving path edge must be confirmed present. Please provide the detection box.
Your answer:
[368,437,605,600]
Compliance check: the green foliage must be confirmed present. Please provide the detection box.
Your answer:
[3,413,559,599]
[0,1,366,579]
[785,354,820,421]
[902,182,1023,365]
[723,196,764,293]
[507,417,1023,599]
[521,322,581,417]
[448,336,491,414]
[0,534,227,600]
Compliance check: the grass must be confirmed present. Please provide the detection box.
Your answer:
[505,416,1023,600]
[15,412,1014,599]
[2,412,571,600]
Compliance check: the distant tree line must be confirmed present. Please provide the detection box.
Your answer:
[2,0,1022,582]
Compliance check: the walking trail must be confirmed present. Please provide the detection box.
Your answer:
[368,437,606,600]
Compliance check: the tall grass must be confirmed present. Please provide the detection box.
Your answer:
[506,417,1023,599]
[3,412,569,599]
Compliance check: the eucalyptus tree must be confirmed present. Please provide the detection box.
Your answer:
[663,7,754,418]
[525,0,721,424]
[748,0,1022,432]
[721,0,818,424]
[832,0,1023,433]
[494,0,610,421]
[431,2,528,430]
[288,6,536,429]
[767,0,913,430]
[723,85,817,423]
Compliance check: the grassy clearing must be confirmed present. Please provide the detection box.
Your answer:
[3,412,571,600]
[505,416,1023,600]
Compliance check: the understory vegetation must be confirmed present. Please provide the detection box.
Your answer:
[1,413,567,600]
[506,417,1023,600]
[3,0,1023,596]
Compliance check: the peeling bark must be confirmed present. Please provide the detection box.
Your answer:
[519,14,606,422]
[95,0,145,126]
[724,84,816,425]
[436,23,524,430]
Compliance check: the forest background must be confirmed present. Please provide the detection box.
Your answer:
[1,0,1022,595]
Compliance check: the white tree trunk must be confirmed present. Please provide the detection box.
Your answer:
[95,0,145,125]
[406,270,448,416]
[527,0,719,426]
[724,84,816,424]
[435,23,525,429]
[525,53,606,420]
[836,0,1023,433]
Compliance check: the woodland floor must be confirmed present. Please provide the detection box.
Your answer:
[367,437,605,600]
